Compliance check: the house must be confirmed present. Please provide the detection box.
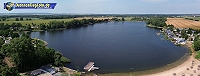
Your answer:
[174,38,186,45]
[5,40,10,44]
[40,65,57,75]
[30,69,45,76]
[0,36,3,38]
[7,37,12,40]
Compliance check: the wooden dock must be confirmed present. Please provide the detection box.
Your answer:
[84,62,99,71]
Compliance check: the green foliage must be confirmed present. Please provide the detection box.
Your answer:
[0,30,9,37]
[122,17,125,21]
[61,72,68,76]
[183,34,188,40]
[2,18,6,21]
[0,38,4,46]
[1,37,34,68]
[195,51,200,59]
[16,18,19,21]
[187,28,193,34]
[0,65,20,76]
[0,36,70,72]
[146,17,167,27]
[194,40,200,51]
[75,72,81,76]
[39,23,46,30]
[20,17,23,21]
[112,18,120,21]
[131,17,144,21]
[11,33,20,39]
[54,52,70,66]
[168,25,174,31]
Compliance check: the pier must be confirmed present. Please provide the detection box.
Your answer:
[84,62,99,71]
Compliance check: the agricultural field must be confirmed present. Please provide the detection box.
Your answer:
[166,18,200,29]
[0,18,73,26]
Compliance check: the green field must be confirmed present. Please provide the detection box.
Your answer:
[188,17,200,21]
[0,18,74,26]
[0,17,133,26]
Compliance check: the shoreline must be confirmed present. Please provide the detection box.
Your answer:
[84,38,193,76]
[144,42,197,76]
[90,52,190,76]
[83,45,191,76]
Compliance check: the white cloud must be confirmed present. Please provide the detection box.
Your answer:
[140,0,169,3]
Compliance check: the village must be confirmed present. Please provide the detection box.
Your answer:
[161,26,199,46]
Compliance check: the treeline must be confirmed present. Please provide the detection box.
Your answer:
[111,17,125,21]
[185,18,200,21]
[146,17,167,27]
[0,23,21,38]
[44,19,109,29]
[0,18,109,31]
[0,34,70,75]
[131,17,146,21]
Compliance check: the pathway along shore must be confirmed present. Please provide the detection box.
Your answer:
[145,42,200,76]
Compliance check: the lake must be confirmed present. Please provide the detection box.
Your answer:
[31,22,189,74]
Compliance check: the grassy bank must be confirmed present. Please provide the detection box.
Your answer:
[146,25,163,29]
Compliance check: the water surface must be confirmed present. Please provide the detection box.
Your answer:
[31,22,188,73]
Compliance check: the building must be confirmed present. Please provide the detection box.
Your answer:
[30,69,45,76]
[40,65,57,75]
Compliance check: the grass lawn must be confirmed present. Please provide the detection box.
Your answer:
[0,18,74,26]
[124,17,133,21]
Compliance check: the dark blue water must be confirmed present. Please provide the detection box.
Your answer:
[31,22,188,73]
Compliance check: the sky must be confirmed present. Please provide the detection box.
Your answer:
[0,0,200,14]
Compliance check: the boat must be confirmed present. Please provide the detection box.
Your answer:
[156,33,161,35]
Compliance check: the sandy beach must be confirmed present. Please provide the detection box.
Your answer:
[145,42,200,76]
[145,56,200,76]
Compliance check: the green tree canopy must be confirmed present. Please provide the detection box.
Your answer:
[194,40,200,51]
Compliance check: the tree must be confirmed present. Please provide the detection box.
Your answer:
[39,23,46,30]
[20,17,23,21]
[15,18,19,21]
[11,33,20,38]
[2,18,6,21]
[1,36,34,69]
[122,17,125,21]
[54,52,70,66]
[194,40,200,51]
[16,23,22,27]
[24,24,31,31]
[0,65,20,76]
[182,33,188,40]
[0,38,4,47]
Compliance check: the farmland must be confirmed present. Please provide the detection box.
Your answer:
[166,18,200,29]
[0,18,74,26]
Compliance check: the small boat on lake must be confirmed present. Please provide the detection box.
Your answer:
[156,33,161,35]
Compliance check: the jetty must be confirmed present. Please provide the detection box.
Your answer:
[84,62,99,71]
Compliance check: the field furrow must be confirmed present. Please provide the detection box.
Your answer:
[166,18,200,29]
